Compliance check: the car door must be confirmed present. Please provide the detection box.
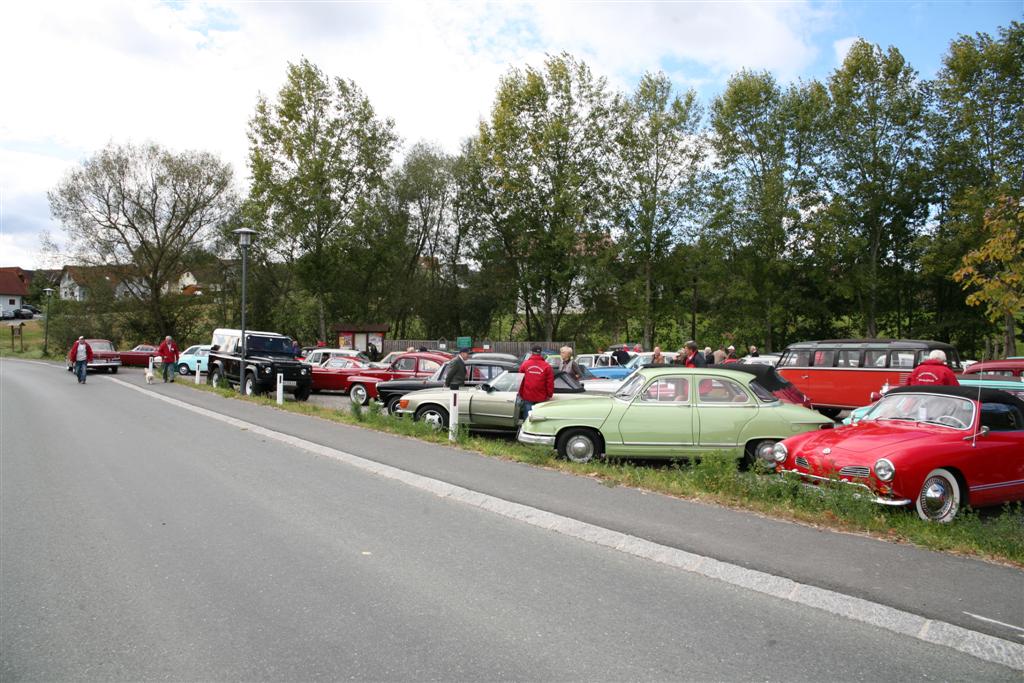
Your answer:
[962,403,1024,506]
[616,375,695,457]
[416,358,442,378]
[694,376,758,448]
[468,373,522,428]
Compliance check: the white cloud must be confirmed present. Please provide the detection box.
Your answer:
[833,36,860,65]
[0,0,833,267]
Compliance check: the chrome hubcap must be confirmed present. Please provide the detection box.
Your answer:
[567,436,594,462]
[352,387,365,404]
[921,478,953,518]
[423,411,443,428]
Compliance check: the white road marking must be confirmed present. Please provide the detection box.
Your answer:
[9,361,1024,672]
[964,612,1024,637]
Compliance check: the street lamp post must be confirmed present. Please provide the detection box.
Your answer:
[42,287,54,356]
[233,228,256,394]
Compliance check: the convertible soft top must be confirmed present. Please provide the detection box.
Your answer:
[886,384,1024,411]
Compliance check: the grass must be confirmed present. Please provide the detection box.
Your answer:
[178,380,1024,566]
[0,320,52,359]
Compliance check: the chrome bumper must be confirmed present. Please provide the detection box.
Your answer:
[779,469,912,507]
[517,429,556,447]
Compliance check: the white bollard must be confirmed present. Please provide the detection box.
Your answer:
[148,356,154,373]
[449,389,459,441]
[277,373,284,404]
[195,363,201,384]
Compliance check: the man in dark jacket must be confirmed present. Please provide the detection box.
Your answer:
[682,341,706,368]
[446,348,470,389]
[519,345,554,419]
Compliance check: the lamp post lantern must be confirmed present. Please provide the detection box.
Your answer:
[233,228,257,394]
[42,288,54,356]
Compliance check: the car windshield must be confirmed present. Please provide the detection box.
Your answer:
[486,371,523,393]
[246,335,294,355]
[614,373,645,400]
[625,353,650,369]
[91,341,114,352]
[864,393,975,430]
[183,346,198,355]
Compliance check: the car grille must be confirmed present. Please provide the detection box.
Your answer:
[839,465,870,478]
[796,457,810,468]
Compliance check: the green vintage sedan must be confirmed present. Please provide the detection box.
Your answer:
[517,367,834,464]
[395,370,590,432]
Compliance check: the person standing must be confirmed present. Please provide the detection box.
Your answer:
[650,346,666,365]
[447,348,470,389]
[519,345,554,419]
[905,349,960,386]
[749,345,760,357]
[713,346,727,365]
[682,341,707,368]
[612,344,631,366]
[157,335,180,383]
[291,340,301,356]
[723,346,740,364]
[559,346,582,380]
[68,336,93,384]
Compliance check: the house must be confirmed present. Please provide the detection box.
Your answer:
[0,267,30,315]
[59,265,139,301]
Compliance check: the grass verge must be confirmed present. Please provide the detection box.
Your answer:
[181,380,1023,566]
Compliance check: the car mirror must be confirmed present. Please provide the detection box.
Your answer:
[963,426,990,441]
[481,383,493,393]
[211,345,220,352]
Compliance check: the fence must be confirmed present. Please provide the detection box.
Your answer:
[381,339,573,357]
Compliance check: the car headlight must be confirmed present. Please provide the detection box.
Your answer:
[263,366,272,374]
[300,368,307,375]
[772,442,788,463]
[874,458,895,481]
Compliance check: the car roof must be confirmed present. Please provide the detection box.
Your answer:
[885,385,1024,411]
[963,359,1024,371]
[782,339,957,351]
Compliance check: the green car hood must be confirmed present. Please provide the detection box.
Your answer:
[526,396,616,428]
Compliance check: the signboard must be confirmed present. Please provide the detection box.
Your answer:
[456,336,472,350]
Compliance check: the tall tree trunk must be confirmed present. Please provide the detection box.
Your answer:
[317,296,326,342]
[1005,313,1017,357]
[643,261,653,350]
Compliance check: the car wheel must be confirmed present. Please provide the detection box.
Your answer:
[557,428,600,464]
[110,367,118,374]
[178,363,191,376]
[414,405,449,430]
[915,468,962,523]
[244,373,260,396]
[385,395,403,415]
[349,384,369,406]
[209,367,222,387]
[293,386,310,402]
[743,440,776,470]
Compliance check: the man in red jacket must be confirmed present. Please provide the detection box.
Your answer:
[157,335,180,383]
[518,345,554,419]
[68,336,93,384]
[906,349,960,386]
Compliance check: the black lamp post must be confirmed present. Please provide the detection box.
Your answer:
[233,228,256,394]
[42,287,54,355]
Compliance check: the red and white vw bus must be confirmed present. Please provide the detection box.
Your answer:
[776,339,963,416]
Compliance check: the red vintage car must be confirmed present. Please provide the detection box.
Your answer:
[118,343,160,367]
[310,357,372,392]
[961,358,1024,379]
[65,339,122,374]
[336,352,450,405]
[770,385,1024,522]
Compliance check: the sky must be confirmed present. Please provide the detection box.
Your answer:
[1,0,1020,270]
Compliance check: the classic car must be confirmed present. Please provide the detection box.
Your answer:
[118,344,160,367]
[740,353,781,366]
[310,357,375,392]
[176,344,213,375]
[12,306,34,319]
[303,348,372,366]
[771,385,1024,522]
[375,357,519,414]
[575,352,631,369]
[65,339,122,373]
[396,370,592,432]
[586,351,679,380]
[315,352,449,403]
[843,378,1024,425]
[960,358,1024,379]
[518,366,833,464]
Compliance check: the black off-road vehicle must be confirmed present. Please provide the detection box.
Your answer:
[207,328,311,400]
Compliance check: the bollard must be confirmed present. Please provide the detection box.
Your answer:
[277,373,284,404]
[449,389,459,442]
[148,356,154,374]
[195,363,201,385]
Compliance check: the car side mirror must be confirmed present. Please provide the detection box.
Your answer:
[211,345,220,352]
[963,426,990,441]
[481,383,493,393]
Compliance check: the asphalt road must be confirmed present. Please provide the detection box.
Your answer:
[1,359,1020,680]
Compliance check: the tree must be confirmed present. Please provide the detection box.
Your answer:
[954,196,1023,355]
[246,58,397,339]
[48,141,236,337]
[824,41,930,337]
[708,71,829,350]
[467,53,614,341]
[612,72,705,349]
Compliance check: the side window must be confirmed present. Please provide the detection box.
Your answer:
[419,359,441,373]
[812,349,835,367]
[697,377,751,403]
[394,358,417,371]
[779,350,810,367]
[577,356,593,367]
[641,377,689,403]
[836,350,861,367]
[890,350,915,368]
[749,381,777,403]
[864,349,887,368]
[197,349,209,357]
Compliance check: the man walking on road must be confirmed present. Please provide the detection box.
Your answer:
[157,335,180,383]
[519,345,554,419]
[67,336,93,384]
